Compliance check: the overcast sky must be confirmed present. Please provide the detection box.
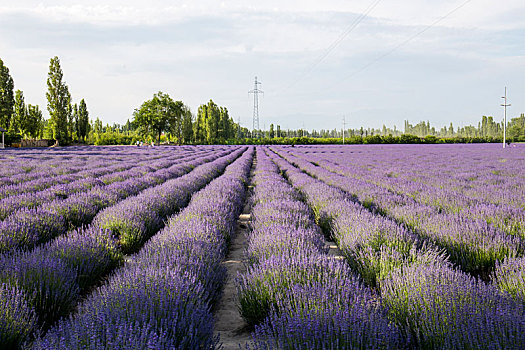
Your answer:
[0,0,524,131]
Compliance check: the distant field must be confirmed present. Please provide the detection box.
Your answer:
[1,143,525,349]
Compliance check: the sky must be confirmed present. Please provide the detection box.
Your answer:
[0,0,524,131]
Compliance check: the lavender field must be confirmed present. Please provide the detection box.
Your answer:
[1,143,525,349]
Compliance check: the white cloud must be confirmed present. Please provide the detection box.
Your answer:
[1,0,524,29]
[0,0,524,130]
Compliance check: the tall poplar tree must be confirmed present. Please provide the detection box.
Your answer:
[219,107,232,140]
[72,103,79,142]
[194,105,207,144]
[205,100,219,144]
[168,100,184,144]
[9,89,25,134]
[25,104,43,138]
[182,106,193,144]
[0,58,14,129]
[78,99,89,142]
[46,56,71,145]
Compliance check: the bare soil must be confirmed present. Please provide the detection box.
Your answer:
[213,167,255,349]
[325,240,345,259]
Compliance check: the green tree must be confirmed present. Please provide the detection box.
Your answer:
[68,103,75,141]
[168,100,184,144]
[25,104,43,138]
[269,123,275,138]
[219,107,231,140]
[508,113,525,140]
[46,56,71,145]
[78,99,89,142]
[0,58,14,129]
[205,100,219,143]
[133,91,178,144]
[72,103,79,142]
[9,89,25,134]
[194,105,207,144]
[93,117,103,143]
[182,106,193,144]
[43,119,53,139]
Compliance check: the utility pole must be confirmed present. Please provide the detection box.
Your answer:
[501,87,510,149]
[342,115,346,144]
[249,76,263,138]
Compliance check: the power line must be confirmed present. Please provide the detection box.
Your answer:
[275,0,382,95]
[335,0,474,85]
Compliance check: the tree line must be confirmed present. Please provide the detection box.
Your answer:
[1,56,247,146]
[402,116,525,140]
[0,57,90,145]
[2,55,525,146]
[0,59,43,140]
[132,93,245,145]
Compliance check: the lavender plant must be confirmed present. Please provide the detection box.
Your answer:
[494,256,525,302]
[42,227,123,291]
[237,247,367,326]
[381,263,525,349]
[0,250,79,327]
[0,283,38,350]
[30,147,252,349]
[241,148,401,349]
[250,284,399,350]
[0,209,66,253]
[270,146,523,278]
[93,149,242,253]
[31,266,218,350]
[245,224,326,266]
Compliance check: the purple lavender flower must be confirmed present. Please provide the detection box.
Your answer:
[0,209,66,253]
[30,147,252,350]
[0,282,38,349]
[494,256,525,302]
[237,254,365,326]
[381,263,525,349]
[250,284,400,350]
[32,266,218,350]
[246,224,327,266]
[42,227,123,292]
[0,250,79,327]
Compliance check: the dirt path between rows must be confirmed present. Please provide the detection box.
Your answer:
[213,161,255,349]
[212,155,344,349]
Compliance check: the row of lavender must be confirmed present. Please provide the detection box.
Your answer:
[0,155,149,198]
[288,144,525,235]
[274,146,525,322]
[30,147,253,349]
[0,149,214,220]
[274,146,525,302]
[0,148,220,253]
[271,146,522,280]
[264,147,525,349]
[0,147,245,349]
[238,148,399,349]
[0,150,215,206]
[293,144,525,209]
[0,146,199,189]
